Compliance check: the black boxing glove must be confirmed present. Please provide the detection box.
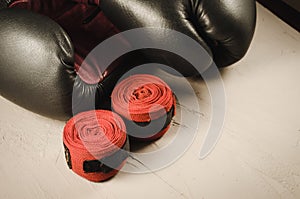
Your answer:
[100,0,256,71]
[0,9,76,120]
[0,8,126,120]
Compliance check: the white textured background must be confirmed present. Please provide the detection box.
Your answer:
[0,4,300,199]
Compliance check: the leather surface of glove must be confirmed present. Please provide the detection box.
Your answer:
[0,1,141,120]
[0,9,75,120]
[101,0,256,69]
[0,7,128,120]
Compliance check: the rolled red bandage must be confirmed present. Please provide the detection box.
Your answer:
[111,74,176,141]
[63,110,129,182]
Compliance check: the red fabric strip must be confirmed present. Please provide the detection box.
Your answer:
[111,74,176,140]
[63,110,127,182]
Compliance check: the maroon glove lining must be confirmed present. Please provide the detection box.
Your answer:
[10,0,123,84]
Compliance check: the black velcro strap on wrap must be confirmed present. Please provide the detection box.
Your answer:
[64,144,72,169]
[83,138,130,173]
[64,137,129,174]
[125,106,175,139]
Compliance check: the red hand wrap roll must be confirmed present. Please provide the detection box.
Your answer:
[111,74,176,141]
[63,110,129,182]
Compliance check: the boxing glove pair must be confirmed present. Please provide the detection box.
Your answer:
[0,0,256,120]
